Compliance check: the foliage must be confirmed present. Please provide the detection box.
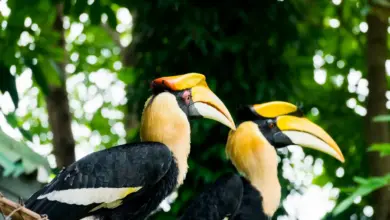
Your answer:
[0,0,128,166]
[368,143,390,157]
[333,115,390,216]
[333,174,390,216]
[372,114,390,122]
[0,0,388,219]
[0,128,50,177]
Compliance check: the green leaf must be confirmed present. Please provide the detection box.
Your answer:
[373,114,390,122]
[0,153,16,177]
[4,112,18,127]
[312,172,330,186]
[0,128,51,175]
[19,128,33,142]
[12,163,25,178]
[333,174,390,216]
[353,176,368,184]
[367,143,390,157]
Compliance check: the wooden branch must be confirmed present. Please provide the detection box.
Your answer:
[47,3,76,168]
[0,193,47,220]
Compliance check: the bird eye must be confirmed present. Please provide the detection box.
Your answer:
[182,90,191,105]
[267,119,275,129]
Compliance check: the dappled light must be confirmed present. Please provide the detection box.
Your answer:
[0,0,390,219]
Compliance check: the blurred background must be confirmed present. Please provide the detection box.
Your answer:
[0,0,390,219]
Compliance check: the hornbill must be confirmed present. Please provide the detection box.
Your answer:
[24,73,236,220]
[179,101,344,220]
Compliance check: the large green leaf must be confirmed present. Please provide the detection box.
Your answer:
[333,174,390,216]
[373,114,390,122]
[0,128,50,176]
[367,143,390,157]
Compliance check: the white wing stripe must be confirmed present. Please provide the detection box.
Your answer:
[37,187,141,205]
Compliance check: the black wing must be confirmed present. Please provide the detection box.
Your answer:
[232,177,270,220]
[25,142,172,220]
[179,173,244,220]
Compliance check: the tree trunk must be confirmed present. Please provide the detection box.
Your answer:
[365,10,390,220]
[46,3,75,168]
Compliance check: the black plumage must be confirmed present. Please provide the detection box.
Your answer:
[233,177,270,220]
[25,142,179,220]
[179,173,269,220]
[179,173,243,220]
[98,157,178,220]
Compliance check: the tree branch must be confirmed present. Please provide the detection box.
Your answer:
[46,3,76,168]
[0,193,46,220]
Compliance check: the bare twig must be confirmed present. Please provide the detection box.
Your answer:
[0,192,45,220]
[6,205,23,220]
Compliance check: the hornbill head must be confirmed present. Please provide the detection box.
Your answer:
[140,73,235,185]
[226,101,344,181]
[225,101,344,216]
[145,73,236,130]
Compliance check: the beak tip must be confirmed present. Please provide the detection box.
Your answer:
[225,120,236,131]
[230,120,237,130]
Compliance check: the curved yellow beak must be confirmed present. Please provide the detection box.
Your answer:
[191,85,236,130]
[276,115,345,162]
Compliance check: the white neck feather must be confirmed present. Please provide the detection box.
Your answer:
[140,93,191,186]
[226,121,281,217]
[249,160,281,217]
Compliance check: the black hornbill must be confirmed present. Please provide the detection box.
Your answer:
[24,73,236,220]
[180,101,344,220]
